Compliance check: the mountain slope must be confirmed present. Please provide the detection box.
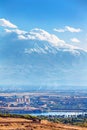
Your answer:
[0,28,87,87]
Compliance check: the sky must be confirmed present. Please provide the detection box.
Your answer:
[0,0,87,88]
[0,0,87,49]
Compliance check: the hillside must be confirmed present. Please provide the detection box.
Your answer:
[0,117,87,130]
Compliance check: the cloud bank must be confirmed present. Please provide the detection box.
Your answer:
[54,26,81,33]
[0,18,84,51]
[4,28,66,47]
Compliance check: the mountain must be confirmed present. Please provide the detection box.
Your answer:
[0,28,87,88]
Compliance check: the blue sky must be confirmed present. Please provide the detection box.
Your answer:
[0,0,87,87]
[0,0,87,49]
[0,0,87,47]
[0,0,87,28]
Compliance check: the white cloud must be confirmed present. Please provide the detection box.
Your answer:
[1,22,86,54]
[29,28,65,46]
[5,28,26,34]
[0,18,17,28]
[3,24,81,50]
[5,27,65,46]
[65,26,81,33]
[18,35,27,40]
[53,28,65,32]
[54,26,81,33]
[5,28,27,40]
[70,38,80,43]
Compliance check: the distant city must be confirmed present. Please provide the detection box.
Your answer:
[0,89,87,115]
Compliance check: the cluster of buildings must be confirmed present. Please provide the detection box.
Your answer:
[16,96,30,104]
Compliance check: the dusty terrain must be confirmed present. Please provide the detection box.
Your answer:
[0,117,86,130]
